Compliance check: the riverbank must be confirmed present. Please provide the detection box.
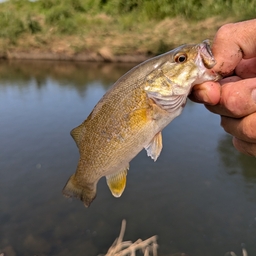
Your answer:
[0,16,236,63]
[0,0,254,62]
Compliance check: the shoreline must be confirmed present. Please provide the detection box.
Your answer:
[0,51,150,63]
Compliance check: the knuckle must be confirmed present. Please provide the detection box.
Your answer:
[221,84,248,117]
[232,137,256,157]
[224,95,242,116]
[216,23,235,39]
[240,118,256,140]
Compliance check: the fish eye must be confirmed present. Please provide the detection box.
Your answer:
[175,53,187,63]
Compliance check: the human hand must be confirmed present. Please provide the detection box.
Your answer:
[189,19,256,156]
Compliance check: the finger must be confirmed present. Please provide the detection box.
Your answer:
[189,77,240,105]
[219,76,242,85]
[233,137,256,157]
[206,77,256,118]
[235,58,256,78]
[189,81,221,105]
[211,20,256,76]
[221,113,256,143]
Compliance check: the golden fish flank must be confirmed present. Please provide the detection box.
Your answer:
[62,40,220,207]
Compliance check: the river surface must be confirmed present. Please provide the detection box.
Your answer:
[1,60,256,256]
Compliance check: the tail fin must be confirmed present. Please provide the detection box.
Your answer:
[62,174,96,207]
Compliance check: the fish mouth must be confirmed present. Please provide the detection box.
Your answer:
[198,40,216,69]
[199,40,223,80]
[194,40,221,82]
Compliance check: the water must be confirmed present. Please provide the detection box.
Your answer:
[1,60,256,256]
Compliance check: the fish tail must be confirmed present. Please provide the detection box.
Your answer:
[62,174,96,207]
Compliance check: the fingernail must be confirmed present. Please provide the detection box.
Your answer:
[194,90,210,104]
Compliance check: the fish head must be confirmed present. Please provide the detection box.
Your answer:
[144,40,220,97]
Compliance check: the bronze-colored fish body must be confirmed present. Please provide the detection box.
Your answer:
[63,40,219,207]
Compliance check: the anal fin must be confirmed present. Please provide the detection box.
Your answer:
[106,167,128,198]
[145,132,162,161]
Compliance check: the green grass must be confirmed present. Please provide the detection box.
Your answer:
[1,0,255,38]
[0,0,255,55]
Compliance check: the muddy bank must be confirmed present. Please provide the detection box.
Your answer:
[0,17,235,63]
[1,50,149,63]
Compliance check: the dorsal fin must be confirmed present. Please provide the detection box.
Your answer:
[106,166,129,197]
[70,124,84,147]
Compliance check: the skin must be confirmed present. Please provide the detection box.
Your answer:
[189,19,256,156]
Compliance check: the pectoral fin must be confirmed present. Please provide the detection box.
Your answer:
[106,167,128,197]
[145,132,162,161]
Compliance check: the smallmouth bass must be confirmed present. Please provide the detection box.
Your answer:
[63,40,219,207]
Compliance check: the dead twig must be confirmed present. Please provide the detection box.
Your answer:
[105,219,158,256]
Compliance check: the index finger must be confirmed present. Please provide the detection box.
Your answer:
[212,19,256,76]
[206,77,256,118]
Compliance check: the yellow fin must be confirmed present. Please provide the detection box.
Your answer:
[145,132,162,161]
[62,174,96,207]
[106,167,128,198]
[70,124,84,147]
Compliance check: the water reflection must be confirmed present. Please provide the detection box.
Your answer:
[0,60,133,94]
[0,60,256,256]
[217,134,256,204]
[218,134,256,180]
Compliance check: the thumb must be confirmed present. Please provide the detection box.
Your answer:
[189,81,221,105]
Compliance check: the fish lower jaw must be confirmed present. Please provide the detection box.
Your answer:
[195,71,219,85]
[194,57,219,83]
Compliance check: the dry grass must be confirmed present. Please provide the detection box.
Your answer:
[0,15,238,61]
[100,220,250,256]
[101,219,158,256]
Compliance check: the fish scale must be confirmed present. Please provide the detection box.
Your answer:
[63,40,220,207]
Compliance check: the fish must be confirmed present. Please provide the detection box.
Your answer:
[62,40,220,207]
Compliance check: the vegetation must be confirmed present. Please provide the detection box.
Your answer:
[0,0,255,59]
